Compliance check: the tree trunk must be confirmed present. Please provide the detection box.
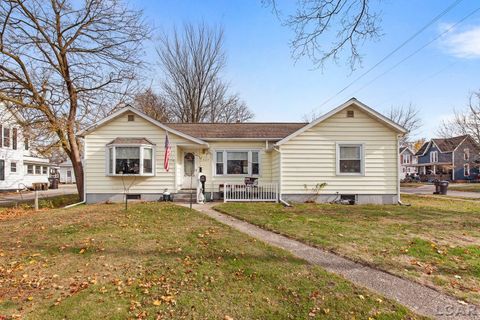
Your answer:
[69,151,84,202]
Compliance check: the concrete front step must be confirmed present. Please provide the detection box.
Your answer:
[173,191,196,203]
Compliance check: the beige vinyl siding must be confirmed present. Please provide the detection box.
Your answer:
[280,106,398,195]
[200,141,274,192]
[271,150,280,184]
[84,112,191,194]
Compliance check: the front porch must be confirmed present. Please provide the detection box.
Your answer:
[413,162,453,181]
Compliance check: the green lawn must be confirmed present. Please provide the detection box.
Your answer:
[215,195,480,305]
[0,203,424,319]
[449,184,480,193]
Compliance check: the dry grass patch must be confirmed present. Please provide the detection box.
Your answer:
[449,184,480,193]
[216,195,480,304]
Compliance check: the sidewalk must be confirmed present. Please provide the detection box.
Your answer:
[183,203,480,320]
[0,184,78,206]
[402,184,480,199]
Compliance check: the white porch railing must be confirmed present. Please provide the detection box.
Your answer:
[224,183,278,203]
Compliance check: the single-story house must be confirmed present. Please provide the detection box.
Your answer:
[57,160,76,184]
[414,135,480,181]
[79,98,407,204]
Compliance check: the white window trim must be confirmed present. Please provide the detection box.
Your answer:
[402,154,411,164]
[105,144,156,177]
[464,148,470,161]
[430,151,438,163]
[464,163,470,176]
[10,161,17,174]
[213,149,261,177]
[336,143,365,176]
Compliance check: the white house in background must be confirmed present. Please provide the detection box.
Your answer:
[79,98,407,205]
[0,105,51,191]
[399,146,417,179]
[57,160,76,184]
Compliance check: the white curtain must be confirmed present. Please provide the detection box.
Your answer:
[116,147,139,159]
[143,148,152,160]
[227,152,248,161]
[340,146,360,159]
[252,151,259,163]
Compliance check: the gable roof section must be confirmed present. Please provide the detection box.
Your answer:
[275,98,408,146]
[399,146,414,155]
[78,106,208,146]
[164,122,307,140]
[433,135,469,152]
[415,142,430,156]
[416,135,473,156]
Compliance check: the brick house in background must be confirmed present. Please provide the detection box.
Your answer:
[414,135,480,181]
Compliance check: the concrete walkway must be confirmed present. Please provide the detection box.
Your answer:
[183,203,480,320]
[402,184,480,199]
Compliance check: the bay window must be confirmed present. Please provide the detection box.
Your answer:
[215,150,260,175]
[337,144,364,175]
[106,144,155,176]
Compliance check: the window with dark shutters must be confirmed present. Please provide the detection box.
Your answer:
[12,128,17,150]
[0,160,4,181]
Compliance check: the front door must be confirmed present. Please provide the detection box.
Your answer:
[183,152,197,189]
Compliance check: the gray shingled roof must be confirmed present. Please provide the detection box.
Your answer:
[164,122,308,139]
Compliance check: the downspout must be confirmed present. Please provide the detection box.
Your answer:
[452,151,455,181]
[273,145,291,207]
[397,134,410,206]
[64,200,85,209]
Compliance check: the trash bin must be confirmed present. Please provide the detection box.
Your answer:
[433,180,440,194]
[48,177,59,189]
[439,181,449,195]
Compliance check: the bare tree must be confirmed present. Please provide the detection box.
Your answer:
[387,103,422,145]
[133,88,171,122]
[264,0,381,69]
[157,23,253,123]
[0,0,150,200]
[437,92,480,143]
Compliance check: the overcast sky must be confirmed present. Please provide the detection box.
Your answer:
[132,0,480,139]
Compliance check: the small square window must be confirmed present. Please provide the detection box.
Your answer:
[127,114,135,121]
[347,110,354,118]
[337,144,363,174]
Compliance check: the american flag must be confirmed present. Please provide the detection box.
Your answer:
[164,132,171,171]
